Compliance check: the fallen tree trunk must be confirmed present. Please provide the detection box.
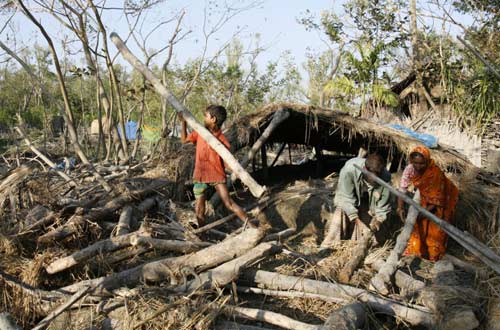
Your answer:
[245,270,433,327]
[46,229,151,274]
[175,242,279,293]
[131,236,211,253]
[236,286,345,303]
[370,190,421,294]
[222,305,321,330]
[323,303,366,330]
[110,33,265,198]
[58,227,265,294]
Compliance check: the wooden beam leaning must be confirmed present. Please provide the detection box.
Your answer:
[353,164,500,274]
[110,33,265,198]
[370,190,421,295]
[231,108,290,182]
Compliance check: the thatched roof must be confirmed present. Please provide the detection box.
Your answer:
[225,102,500,243]
[227,102,495,180]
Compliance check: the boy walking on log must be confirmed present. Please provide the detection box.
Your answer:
[180,105,250,228]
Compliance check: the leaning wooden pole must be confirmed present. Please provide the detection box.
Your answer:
[110,33,265,198]
[370,190,421,295]
[354,164,500,274]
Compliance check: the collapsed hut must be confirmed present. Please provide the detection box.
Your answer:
[1,102,499,330]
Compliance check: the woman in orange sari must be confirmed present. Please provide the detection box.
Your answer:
[397,146,459,261]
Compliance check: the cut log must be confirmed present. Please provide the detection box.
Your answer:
[0,165,31,209]
[174,242,279,293]
[110,33,265,198]
[369,260,425,298]
[245,270,433,327]
[58,227,265,294]
[354,164,500,274]
[46,229,151,274]
[370,190,421,294]
[37,210,87,245]
[113,205,133,236]
[131,236,211,253]
[237,286,345,303]
[222,305,321,330]
[322,303,366,330]
[338,231,373,283]
[38,181,168,244]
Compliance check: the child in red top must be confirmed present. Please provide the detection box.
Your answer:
[180,105,248,227]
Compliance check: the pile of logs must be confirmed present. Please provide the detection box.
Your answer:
[0,31,496,330]
[0,158,489,329]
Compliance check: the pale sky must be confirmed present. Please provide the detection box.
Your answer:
[1,0,469,74]
[2,0,340,71]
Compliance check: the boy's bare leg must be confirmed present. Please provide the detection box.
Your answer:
[195,195,206,227]
[215,183,249,223]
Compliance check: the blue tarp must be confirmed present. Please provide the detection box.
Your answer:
[118,121,139,140]
[387,124,438,148]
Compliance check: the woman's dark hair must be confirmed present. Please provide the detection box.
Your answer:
[206,105,227,128]
[410,151,425,160]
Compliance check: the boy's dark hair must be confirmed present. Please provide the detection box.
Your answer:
[365,153,385,174]
[206,105,227,128]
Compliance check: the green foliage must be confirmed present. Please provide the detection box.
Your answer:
[372,83,399,107]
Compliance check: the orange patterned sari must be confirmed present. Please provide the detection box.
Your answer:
[405,146,459,261]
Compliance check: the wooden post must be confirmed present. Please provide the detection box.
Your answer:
[270,142,287,167]
[261,144,268,180]
[110,33,265,198]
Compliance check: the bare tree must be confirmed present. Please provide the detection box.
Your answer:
[14,0,111,191]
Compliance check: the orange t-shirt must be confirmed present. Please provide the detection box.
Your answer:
[186,130,230,183]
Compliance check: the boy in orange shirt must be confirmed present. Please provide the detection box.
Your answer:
[179,105,249,227]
